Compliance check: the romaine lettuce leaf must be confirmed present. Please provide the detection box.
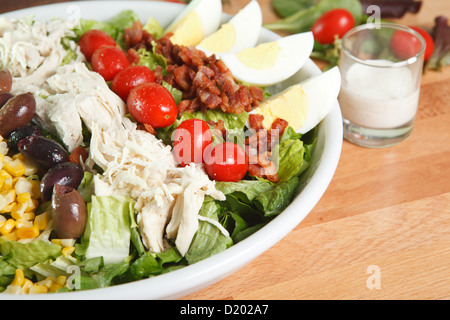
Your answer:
[143,17,164,39]
[0,238,62,271]
[185,201,233,264]
[74,10,140,48]
[83,195,135,265]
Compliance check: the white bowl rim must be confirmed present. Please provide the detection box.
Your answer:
[0,0,343,300]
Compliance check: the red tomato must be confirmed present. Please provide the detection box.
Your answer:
[69,147,89,165]
[311,9,355,45]
[111,65,156,101]
[78,29,116,61]
[127,82,178,129]
[204,142,249,182]
[172,119,213,167]
[91,46,130,81]
[409,26,434,61]
[390,30,423,60]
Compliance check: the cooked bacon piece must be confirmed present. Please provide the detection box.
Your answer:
[207,119,227,140]
[271,118,289,136]
[249,114,264,131]
[248,163,279,183]
[245,115,289,183]
[124,21,143,48]
[125,26,264,116]
[173,64,193,91]
[137,123,156,135]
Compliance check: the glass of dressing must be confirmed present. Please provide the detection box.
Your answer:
[339,23,425,148]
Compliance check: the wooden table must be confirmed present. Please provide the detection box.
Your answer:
[1,0,449,300]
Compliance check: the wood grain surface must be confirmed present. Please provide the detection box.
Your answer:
[1,0,449,300]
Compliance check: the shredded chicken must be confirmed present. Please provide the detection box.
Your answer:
[33,62,132,152]
[0,16,82,93]
[87,124,225,256]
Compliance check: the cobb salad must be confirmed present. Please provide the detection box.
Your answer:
[0,0,340,295]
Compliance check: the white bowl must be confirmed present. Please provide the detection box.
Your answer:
[1,1,343,300]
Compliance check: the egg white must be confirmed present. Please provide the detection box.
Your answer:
[249,67,341,134]
[292,66,341,134]
[196,0,262,58]
[165,0,222,46]
[221,31,314,86]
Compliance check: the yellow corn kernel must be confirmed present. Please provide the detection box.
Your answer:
[10,203,27,220]
[0,197,6,212]
[49,283,63,293]
[3,158,26,177]
[11,206,35,221]
[17,192,31,204]
[15,219,33,229]
[12,153,25,161]
[1,178,12,192]
[22,279,33,294]
[56,275,67,286]
[0,153,4,163]
[28,284,49,294]
[0,215,6,228]
[37,277,55,289]
[62,246,75,256]
[0,201,16,214]
[11,269,25,286]
[34,211,50,231]
[0,169,12,180]
[51,239,62,246]
[0,189,16,205]
[1,230,18,241]
[0,218,15,235]
[5,284,22,294]
[25,199,38,212]
[16,225,39,239]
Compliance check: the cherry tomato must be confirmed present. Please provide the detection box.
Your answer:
[111,65,156,101]
[78,29,117,61]
[91,46,130,81]
[409,26,434,61]
[127,82,178,129]
[69,146,89,165]
[172,119,213,167]
[311,9,355,45]
[390,30,423,60]
[204,142,248,182]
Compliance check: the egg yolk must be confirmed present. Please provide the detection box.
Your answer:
[253,84,309,130]
[197,23,236,53]
[236,42,281,70]
[169,12,204,47]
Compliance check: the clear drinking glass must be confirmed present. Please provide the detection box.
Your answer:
[339,23,425,148]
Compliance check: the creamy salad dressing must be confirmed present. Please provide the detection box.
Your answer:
[339,60,419,129]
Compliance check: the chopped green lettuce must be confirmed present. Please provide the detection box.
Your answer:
[74,10,140,48]
[82,196,135,265]
[185,201,233,264]
[0,238,62,271]
[143,17,164,39]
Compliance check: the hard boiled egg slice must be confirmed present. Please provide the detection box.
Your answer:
[165,0,222,47]
[250,66,341,134]
[196,0,262,58]
[221,31,314,87]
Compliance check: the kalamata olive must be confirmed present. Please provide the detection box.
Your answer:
[0,70,12,93]
[7,125,43,153]
[0,92,13,108]
[0,92,36,137]
[52,184,87,239]
[18,135,69,170]
[40,162,84,202]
